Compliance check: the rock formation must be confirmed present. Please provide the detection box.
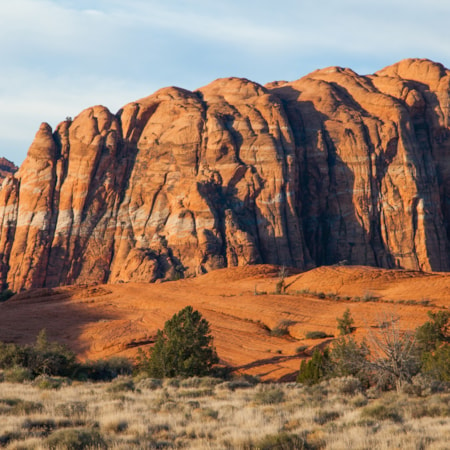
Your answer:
[0,158,17,182]
[0,58,449,291]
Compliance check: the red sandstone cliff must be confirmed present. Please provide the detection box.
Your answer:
[1,58,449,291]
[0,158,17,182]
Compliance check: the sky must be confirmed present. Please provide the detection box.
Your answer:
[2,0,450,166]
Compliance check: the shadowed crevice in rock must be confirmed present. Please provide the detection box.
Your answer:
[273,85,393,268]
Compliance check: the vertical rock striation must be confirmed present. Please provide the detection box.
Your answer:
[0,58,449,291]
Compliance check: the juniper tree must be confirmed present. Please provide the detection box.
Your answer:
[138,306,218,378]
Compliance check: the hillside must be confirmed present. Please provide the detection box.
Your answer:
[0,265,448,381]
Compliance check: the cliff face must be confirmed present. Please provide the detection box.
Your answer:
[0,158,17,182]
[1,58,449,291]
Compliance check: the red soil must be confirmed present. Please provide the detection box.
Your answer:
[0,265,448,381]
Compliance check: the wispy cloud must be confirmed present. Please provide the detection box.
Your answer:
[0,68,153,163]
[1,0,450,164]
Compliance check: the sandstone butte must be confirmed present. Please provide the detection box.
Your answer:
[0,58,450,293]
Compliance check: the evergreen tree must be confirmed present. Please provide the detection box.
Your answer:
[336,308,355,335]
[139,306,218,378]
[416,311,450,353]
[422,344,450,382]
[297,349,331,385]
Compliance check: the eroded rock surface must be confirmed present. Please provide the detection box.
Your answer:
[0,158,17,182]
[1,58,449,291]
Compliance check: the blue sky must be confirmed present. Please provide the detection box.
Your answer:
[1,0,450,165]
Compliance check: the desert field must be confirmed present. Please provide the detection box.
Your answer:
[0,265,448,381]
[0,375,450,449]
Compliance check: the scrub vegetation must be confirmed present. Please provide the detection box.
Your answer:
[0,375,449,449]
[0,307,449,448]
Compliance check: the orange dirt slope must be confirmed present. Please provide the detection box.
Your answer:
[0,265,448,381]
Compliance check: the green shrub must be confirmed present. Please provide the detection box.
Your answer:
[336,308,355,335]
[0,342,32,370]
[180,376,204,388]
[137,306,218,378]
[178,388,214,398]
[4,366,33,383]
[135,377,163,390]
[106,377,135,393]
[250,432,318,450]
[314,410,340,425]
[409,402,445,419]
[102,419,128,434]
[416,311,450,353]
[297,349,331,385]
[46,428,106,450]
[361,403,403,423]
[221,380,252,391]
[0,289,14,302]
[198,376,222,388]
[351,393,368,407]
[29,329,77,377]
[0,398,43,414]
[361,291,379,302]
[0,432,22,447]
[164,378,180,388]
[186,400,200,409]
[329,337,370,384]
[199,407,219,420]
[221,378,256,391]
[55,402,86,418]
[421,344,450,382]
[32,375,67,390]
[0,329,77,378]
[327,376,363,396]
[254,387,285,405]
[295,345,308,355]
[76,356,132,381]
[305,331,332,339]
[270,320,295,337]
[22,418,56,433]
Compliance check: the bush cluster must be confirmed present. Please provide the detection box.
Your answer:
[46,428,106,450]
[0,330,76,378]
[297,309,450,391]
[0,306,219,383]
[75,357,133,381]
[0,330,133,382]
[417,311,450,382]
[2,304,450,394]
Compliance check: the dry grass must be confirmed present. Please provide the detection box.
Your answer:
[0,376,449,449]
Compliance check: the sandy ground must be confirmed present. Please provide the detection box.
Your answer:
[0,264,448,381]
